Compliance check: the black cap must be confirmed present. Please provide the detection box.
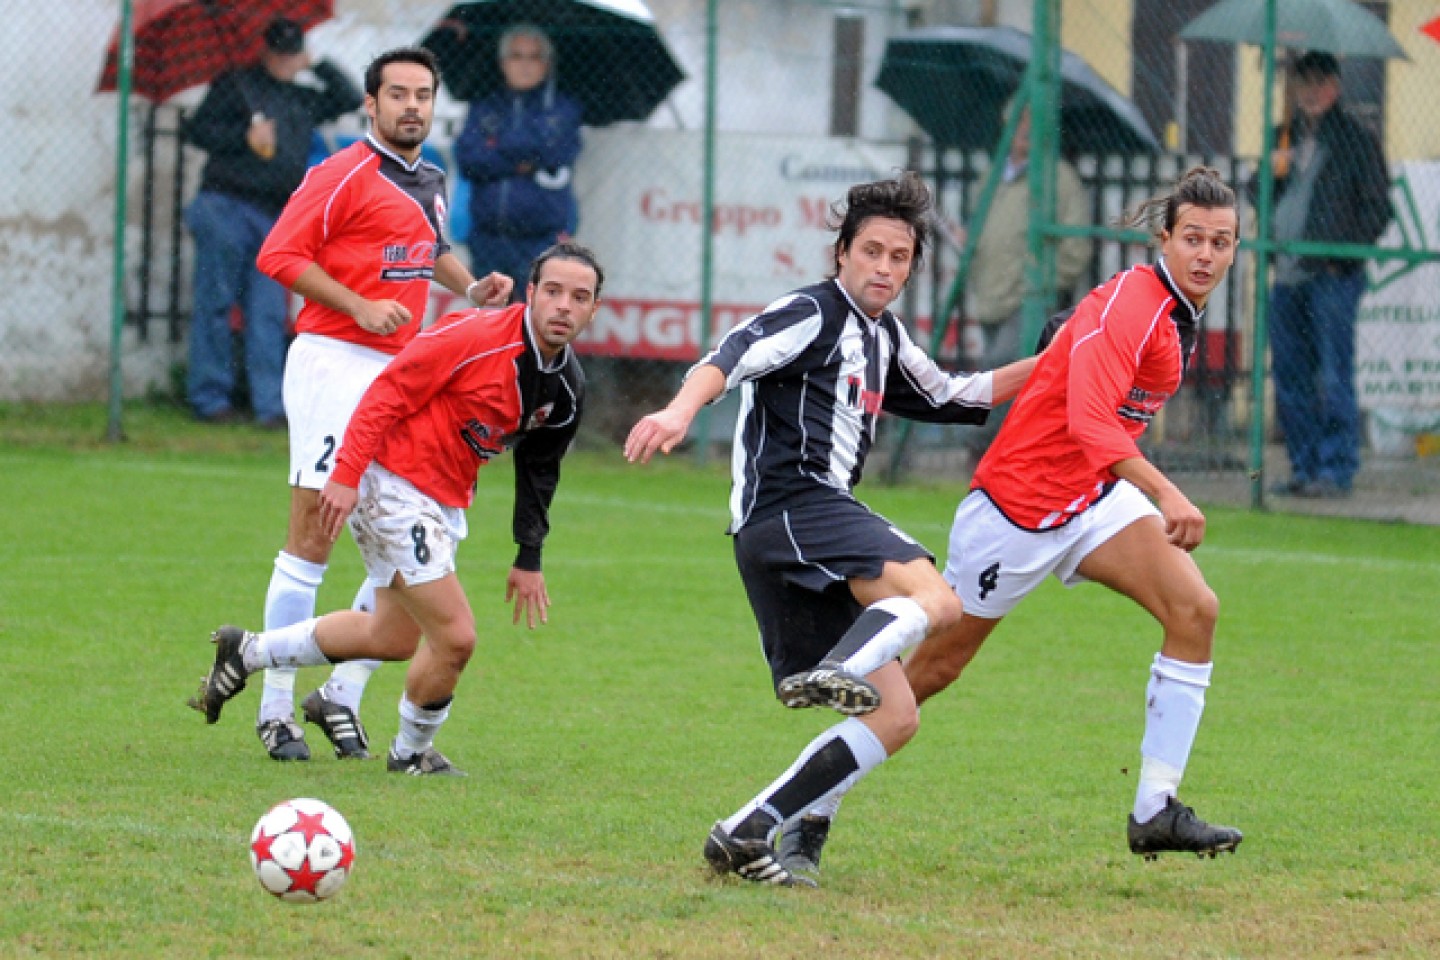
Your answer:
[1292,50,1340,79]
[263,17,305,55]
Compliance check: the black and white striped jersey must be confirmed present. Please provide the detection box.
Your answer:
[698,278,993,532]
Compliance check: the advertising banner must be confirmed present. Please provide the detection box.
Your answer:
[571,129,909,359]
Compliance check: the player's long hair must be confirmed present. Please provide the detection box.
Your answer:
[1119,165,1237,238]
[828,170,933,276]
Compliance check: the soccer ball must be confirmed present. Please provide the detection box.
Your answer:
[249,797,355,903]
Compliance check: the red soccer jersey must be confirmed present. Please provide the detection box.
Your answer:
[257,136,452,355]
[972,261,1201,531]
[331,303,584,514]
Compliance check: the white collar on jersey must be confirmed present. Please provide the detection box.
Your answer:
[522,304,572,372]
[366,133,427,174]
[1154,256,1205,325]
[831,277,888,326]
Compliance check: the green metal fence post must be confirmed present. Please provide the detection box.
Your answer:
[693,0,719,466]
[1022,0,1061,353]
[1249,0,1280,508]
[107,0,135,443]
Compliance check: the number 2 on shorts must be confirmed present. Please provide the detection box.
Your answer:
[314,435,336,474]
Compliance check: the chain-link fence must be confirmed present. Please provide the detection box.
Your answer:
[4,0,1438,523]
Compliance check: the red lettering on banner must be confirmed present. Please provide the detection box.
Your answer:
[796,196,830,229]
[575,299,767,360]
[639,188,782,237]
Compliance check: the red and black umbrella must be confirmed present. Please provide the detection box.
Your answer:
[97,0,334,103]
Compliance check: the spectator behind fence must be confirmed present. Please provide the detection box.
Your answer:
[1265,51,1391,499]
[960,99,1091,454]
[181,17,362,427]
[454,24,583,300]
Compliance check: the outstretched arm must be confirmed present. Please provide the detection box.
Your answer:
[433,251,513,306]
[989,354,1039,404]
[623,365,727,463]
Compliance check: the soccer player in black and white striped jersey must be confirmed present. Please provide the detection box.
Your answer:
[625,172,1036,886]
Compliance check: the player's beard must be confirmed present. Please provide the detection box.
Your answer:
[382,113,430,151]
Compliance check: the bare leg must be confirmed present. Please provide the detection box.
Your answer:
[903,612,1003,705]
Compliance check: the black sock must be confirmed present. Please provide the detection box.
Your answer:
[734,737,860,841]
[822,606,896,666]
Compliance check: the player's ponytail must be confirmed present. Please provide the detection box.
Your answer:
[1119,166,1237,239]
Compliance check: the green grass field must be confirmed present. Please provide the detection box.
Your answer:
[3,404,1438,958]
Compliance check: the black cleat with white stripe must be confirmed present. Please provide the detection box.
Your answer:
[302,688,371,760]
[776,663,881,716]
[200,625,254,724]
[256,718,310,762]
[1127,797,1243,861]
[703,823,815,888]
[386,743,467,777]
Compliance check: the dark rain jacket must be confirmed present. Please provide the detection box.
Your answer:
[183,61,362,215]
[454,82,583,241]
[1269,103,1392,276]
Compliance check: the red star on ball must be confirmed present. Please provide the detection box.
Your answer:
[336,838,356,872]
[250,832,276,862]
[285,857,329,896]
[291,809,330,845]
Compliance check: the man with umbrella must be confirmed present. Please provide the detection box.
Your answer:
[181,17,362,426]
[1265,51,1391,499]
[452,24,583,298]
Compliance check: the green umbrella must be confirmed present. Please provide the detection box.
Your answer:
[1180,0,1407,59]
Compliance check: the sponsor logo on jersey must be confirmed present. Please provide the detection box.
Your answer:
[525,403,555,432]
[845,374,883,415]
[1118,385,1169,425]
[378,240,440,283]
[459,419,505,461]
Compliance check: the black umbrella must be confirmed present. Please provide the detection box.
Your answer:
[420,0,685,126]
[875,25,1160,155]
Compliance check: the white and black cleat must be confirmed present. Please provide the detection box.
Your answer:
[776,663,881,716]
[1128,797,1243,861]
[200,625,254,724]
[703,823,815,888]
[256,718,310,762]
[302,688,371,760]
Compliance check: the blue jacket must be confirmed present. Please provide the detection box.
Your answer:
[454,83,582,240]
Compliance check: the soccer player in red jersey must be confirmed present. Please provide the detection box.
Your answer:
[221,47,512,764]
[196,243,599,776]
[904,167,1245,860]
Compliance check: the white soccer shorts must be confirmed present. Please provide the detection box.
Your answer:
[350,463,469,589]
[943,480,1160,619]
[283,334,392,490]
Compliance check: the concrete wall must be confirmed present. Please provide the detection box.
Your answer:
[0,0,921,402]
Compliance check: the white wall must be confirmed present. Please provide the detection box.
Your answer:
[0,0,927,402]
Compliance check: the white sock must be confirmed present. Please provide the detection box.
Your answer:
[395,694,451,756]
[322,580,381,712]
[246,618,330,671]
[723,718,888,837]
[1134,653,1212,823]
[259,552,326,723]
[837,597,929,679]
[805,793,845,821]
